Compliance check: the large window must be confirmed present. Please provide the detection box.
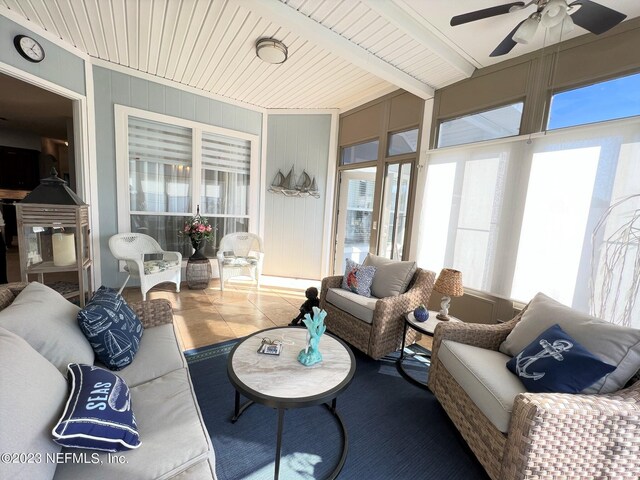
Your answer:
[117,107,258,259]
[419,118,640,327]
[548,72,640,130]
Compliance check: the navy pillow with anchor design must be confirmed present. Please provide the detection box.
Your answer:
[77,286,143,370]
[506,323,616,393]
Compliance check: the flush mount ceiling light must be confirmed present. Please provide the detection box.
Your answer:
[255,38,288,64]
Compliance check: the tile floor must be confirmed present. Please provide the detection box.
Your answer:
[121,277,433,352]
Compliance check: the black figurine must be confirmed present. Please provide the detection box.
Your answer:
[289,287,320,326]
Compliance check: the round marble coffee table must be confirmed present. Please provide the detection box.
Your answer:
[227,326,355,480]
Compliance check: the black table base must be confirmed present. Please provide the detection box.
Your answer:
[231,391,349,480]
[396,321,431,390]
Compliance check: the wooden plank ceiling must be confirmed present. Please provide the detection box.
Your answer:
[0,0,475,110]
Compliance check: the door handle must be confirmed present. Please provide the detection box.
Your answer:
[372,221,377,230]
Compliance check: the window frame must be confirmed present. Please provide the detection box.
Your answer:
[114,105,260,266]
[386,127,419,157]
[435,99,525,149]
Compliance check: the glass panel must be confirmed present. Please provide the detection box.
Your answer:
[548,72,640,130]
[395,163,412,259]
[131,214,248,259]
[200,132,251,216]
[128,117,192,213]
[438,102,523,148]
[379,164,399,259]
[512,146,600,305]
[388,129,419,156]
[334,167,376,273]
[341,140,379,165]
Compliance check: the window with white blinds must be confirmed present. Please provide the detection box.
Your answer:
[118,109,257,259]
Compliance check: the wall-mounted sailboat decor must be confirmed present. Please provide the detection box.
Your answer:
[268,167,320,198]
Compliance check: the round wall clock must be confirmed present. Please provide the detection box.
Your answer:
[14,35,45,63]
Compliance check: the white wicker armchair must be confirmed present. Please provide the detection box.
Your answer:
[109,233,182,300]
[216,233,264,291]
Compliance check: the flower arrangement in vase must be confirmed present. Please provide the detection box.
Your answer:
[178,205,215,260]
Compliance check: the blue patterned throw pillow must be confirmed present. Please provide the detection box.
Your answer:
[77,286,143,370]
[341,258,376,297]
[506,324,616,393]
[52,364,141,452]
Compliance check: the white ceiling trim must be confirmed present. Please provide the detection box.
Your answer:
[362,0,477,77]
[238,0,435,99]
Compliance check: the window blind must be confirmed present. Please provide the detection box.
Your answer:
[201,132,250,174]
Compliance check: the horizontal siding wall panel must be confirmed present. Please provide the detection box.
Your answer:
[264,114,331,280]
[92,65,262,287]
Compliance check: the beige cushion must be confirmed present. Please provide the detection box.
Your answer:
[103,324,186,388]
[500,292,640,394]
[326,287,378,324]
[363,253,416,298]
[0,282,94,374]
[439,339,526,433]
[0,327,67,480]
[53,368,213,480]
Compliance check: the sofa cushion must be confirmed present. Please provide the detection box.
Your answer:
[326,287,378,324]
[500,292,640,394]
[78,286,143,370]
[363,253,417,298]
[0,326,67,480]
[506,324,616,393]
[0,282,94,374]
[114,323,187,388]
[53,364,141,452]
[439,339,527,433]
[341,258,376,297]
[52,368,212,480]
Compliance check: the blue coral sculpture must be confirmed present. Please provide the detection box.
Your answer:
[297,307,327,366]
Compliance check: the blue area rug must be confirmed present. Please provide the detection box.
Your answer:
[186,340,489,480]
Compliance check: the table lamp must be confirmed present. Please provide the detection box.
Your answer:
[434,268,463,321]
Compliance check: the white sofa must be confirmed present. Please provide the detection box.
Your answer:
[0,282,216,480]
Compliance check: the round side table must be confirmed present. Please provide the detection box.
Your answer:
[397,311,462,390]
[186,257,211,289]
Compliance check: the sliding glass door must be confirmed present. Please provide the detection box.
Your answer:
[334,167,377,273]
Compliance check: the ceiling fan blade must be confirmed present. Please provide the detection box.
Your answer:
[451,2,525,26]
[490,20,526,57]
[569,0,627,35]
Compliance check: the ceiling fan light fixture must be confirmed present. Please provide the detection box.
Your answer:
[513,15,540,44]
[541,0,569,28]
[255,38,288,64]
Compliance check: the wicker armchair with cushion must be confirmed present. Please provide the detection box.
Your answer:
[428,293,640,480]
[320,256,436,360]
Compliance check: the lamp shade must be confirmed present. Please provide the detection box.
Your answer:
[513,16,539,44]
[541,0,568,28]
[256,38,288,64]
[434,269,464,297]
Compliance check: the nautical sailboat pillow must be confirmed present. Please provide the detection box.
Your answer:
[53,364,141,452]
[77,287,143,370]
[506,324,616,393]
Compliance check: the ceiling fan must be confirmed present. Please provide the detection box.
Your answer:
[450,0,627,57]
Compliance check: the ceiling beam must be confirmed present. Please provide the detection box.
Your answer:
[235,0,435,99]
[363,0,478,77]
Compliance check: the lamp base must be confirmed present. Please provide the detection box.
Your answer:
[436,313,450,321]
